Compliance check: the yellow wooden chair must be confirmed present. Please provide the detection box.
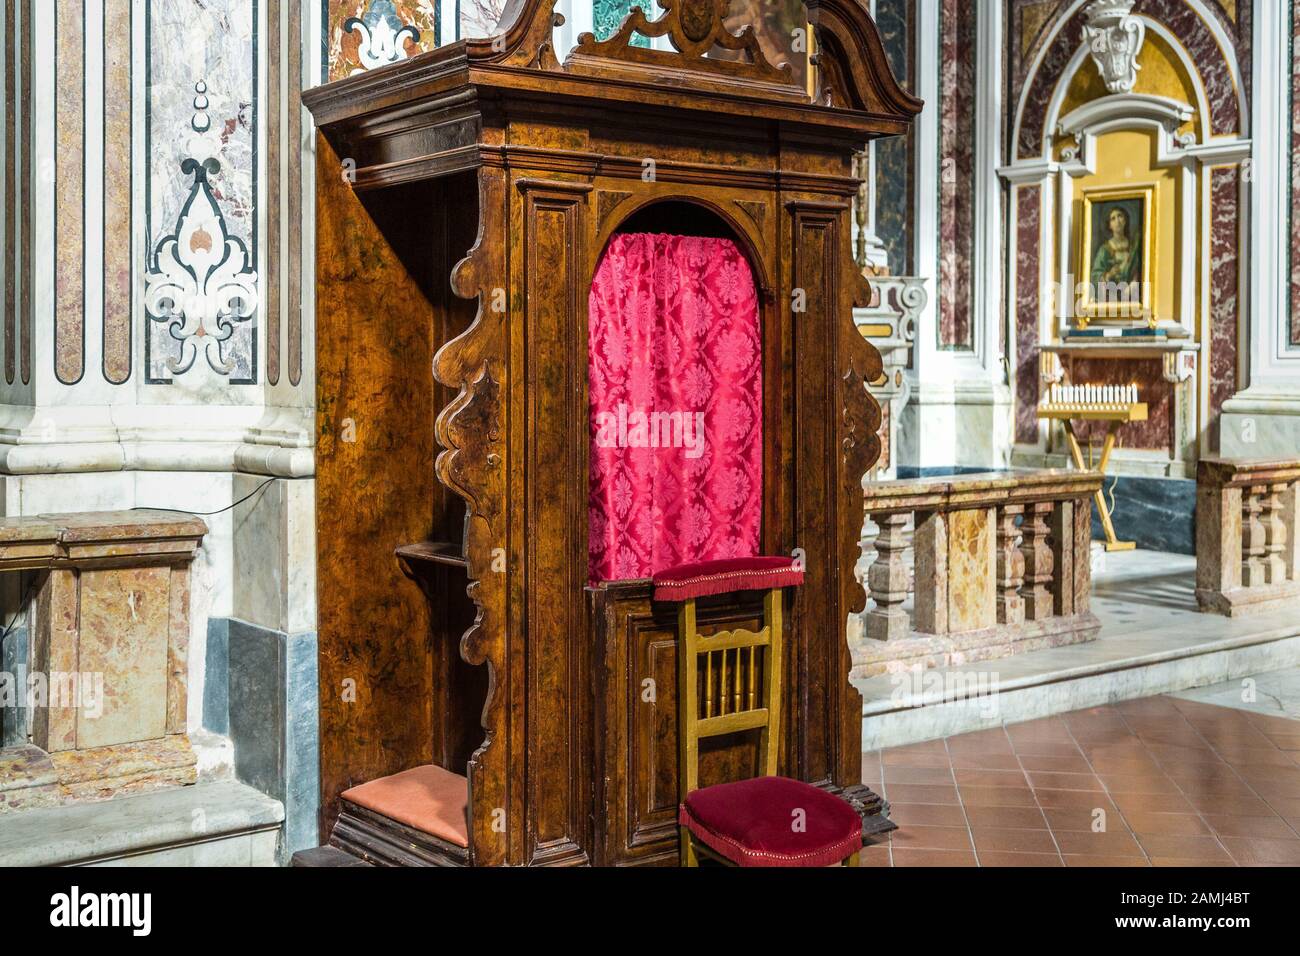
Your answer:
[653,556,864,867]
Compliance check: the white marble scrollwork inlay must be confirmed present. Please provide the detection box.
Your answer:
[145,156,259,377]
[345,0,422,72]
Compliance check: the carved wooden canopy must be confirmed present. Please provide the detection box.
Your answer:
[305,0,922,185]
[305,0,922,867]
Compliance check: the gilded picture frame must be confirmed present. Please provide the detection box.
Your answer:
[1076,184,1155,323]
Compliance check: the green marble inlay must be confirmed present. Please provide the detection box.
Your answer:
[592,0,659,48]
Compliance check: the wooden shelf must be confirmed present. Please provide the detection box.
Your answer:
[394,540,468,570]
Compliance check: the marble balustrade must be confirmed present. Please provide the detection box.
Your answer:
[1196,457,1300,617]
[0,511,206,812]
[855,469,1103,677]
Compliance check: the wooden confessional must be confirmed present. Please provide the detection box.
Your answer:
[301,0,921,866]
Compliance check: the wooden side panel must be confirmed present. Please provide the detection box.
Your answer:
[788,196,879,797]
[789,203,837,788]
[315,136,465,834]
[519,180,592,865]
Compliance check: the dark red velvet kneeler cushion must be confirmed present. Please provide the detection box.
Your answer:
[652,556,803,602]
[679,776,863,867]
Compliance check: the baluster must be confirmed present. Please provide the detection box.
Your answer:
[1242,484,1268,588]
[996,504,1025,625]
[1285,480,1300,582]
[732,649,741,712]
[705,651,713,718]
[865,511,911,641]
[1020,501,1055,621]
[1262,481,1288,585]
[747,647,756,709]
[720,649,728,715]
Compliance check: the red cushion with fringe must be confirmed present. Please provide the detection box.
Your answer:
[651,556,803,602]
[679,776,863,867]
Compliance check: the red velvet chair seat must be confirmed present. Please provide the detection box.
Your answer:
[652,556,803,602]
[341,764,469,848]
[678,775,862,867]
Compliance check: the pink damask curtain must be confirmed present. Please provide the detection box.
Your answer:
[588,232,763,583]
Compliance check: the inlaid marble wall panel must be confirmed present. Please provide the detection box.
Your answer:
[326,0,437,79]
[937,0,975,350]
[326,0,519,80]
[1209,164,1239,438]
[146,0,258,383]
[873,0,913,276]
[4,0,315,394]
[1013,184,1041,445]
[103,0,133,385]
[54,1,85,385]
[1291,1,1300,347]
[268,0,308,387]
[2,0,32,386]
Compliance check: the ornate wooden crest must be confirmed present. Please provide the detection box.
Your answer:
[575,0,790,79]
[566,0,803,97]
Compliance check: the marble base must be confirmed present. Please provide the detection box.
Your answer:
[208,617,319,862]
[0,745,60,811]
[854,612,1101,678]
[0,735,196,812]
[49,735,197,803]
[1197,580,1300,618]
[0,779,283,866]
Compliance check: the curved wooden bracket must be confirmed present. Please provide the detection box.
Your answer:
[806,0,923,117]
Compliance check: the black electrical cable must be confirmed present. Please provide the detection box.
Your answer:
[130,475,278,517]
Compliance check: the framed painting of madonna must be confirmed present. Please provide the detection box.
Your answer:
[1077,184,1154,323]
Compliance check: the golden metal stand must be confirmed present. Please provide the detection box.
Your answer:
[1037,403,1148,552]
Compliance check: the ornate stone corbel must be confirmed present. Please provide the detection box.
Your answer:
[1060,132,1083,163]
[1083,0,1146,95]
[1163,349,1196,384]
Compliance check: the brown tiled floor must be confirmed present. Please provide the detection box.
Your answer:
[858,695,1300,866]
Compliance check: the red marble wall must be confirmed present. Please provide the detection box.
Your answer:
[1291,2,1300,346]
[1071,358,1172,452]
[938,0,976,349]
[1209,165,1240,444]
[1014,185,1041,445]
